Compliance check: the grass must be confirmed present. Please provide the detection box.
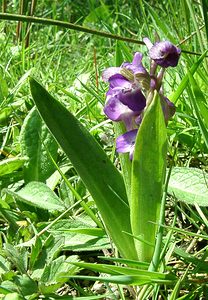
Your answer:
[0,0,208,299]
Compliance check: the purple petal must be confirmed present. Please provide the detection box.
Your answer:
[104,97,135,121]
[122,52,148,75]
[102,67,121,82]
[109,74,131,89]
[149,41,181,68]
[143,37,153,50]
[116,129,138,153]
[118,88,146,111]
[132,52,143,65]
[116,129,138,160]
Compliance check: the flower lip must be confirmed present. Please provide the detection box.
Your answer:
[116,129,138,160]
[103,96,139,121]
[118,88,146,111]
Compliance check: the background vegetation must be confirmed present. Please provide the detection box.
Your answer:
[0,0,207,299]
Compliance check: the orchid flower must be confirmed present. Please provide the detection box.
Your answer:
[143,38,181,68]
[102,39,180,160]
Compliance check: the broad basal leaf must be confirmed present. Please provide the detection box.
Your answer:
[30,78,137,260]
[168,167,208,206]
[131,91,167,262]
[20,107,58,182]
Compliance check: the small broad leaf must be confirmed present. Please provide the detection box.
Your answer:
[0,157,26,177]
[13,275,38,296]
[4,244,28,274]
[39,255,79,294]
[5,182,65,212]
[30,236,65,280]
[20,107,58,183]
[168,167,208,206]
[48,216,110,251]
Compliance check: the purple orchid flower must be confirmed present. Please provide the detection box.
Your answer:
[116,129,138,160]
[143,38,181,68]
[102,42,179,161]
[103,53,149,130]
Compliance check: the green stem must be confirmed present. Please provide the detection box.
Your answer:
[0,13,144,45]
[0,13,206,56]
[148,166,172,271]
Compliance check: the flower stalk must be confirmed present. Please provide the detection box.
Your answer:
[103,38,181,261]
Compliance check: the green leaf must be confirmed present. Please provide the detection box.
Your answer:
[5,181,65,212]
[70,273,175,286]
[0,104,22,124]
[188,72,208,150]
[72,261,176,281]
[13,275,38,296]
[131,91,167,262]
[170,50,208,103]
[30,236,65,279]
[0,157,26,177]
[30,78,137,260]
[20,107,58,182]
[2,293,23,300]
[39,255,79,294]
[4,244,28,274]
[29,237,43,271]
[49,295,108,300]
[48,217,110,251]
[83,4,111,27]
[98,256,149,269]
[202,0,208,40]
[0,71,8,102]
[168,167,208,206]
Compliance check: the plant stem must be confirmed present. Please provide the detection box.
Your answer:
[0,13,206,56]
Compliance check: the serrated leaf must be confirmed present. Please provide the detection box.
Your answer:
[5,181,65,212]
[20,107,58,182]
[168,167,208,206]
[30,236,65,280]
[4,244,28,274]
[39,255,79,294]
